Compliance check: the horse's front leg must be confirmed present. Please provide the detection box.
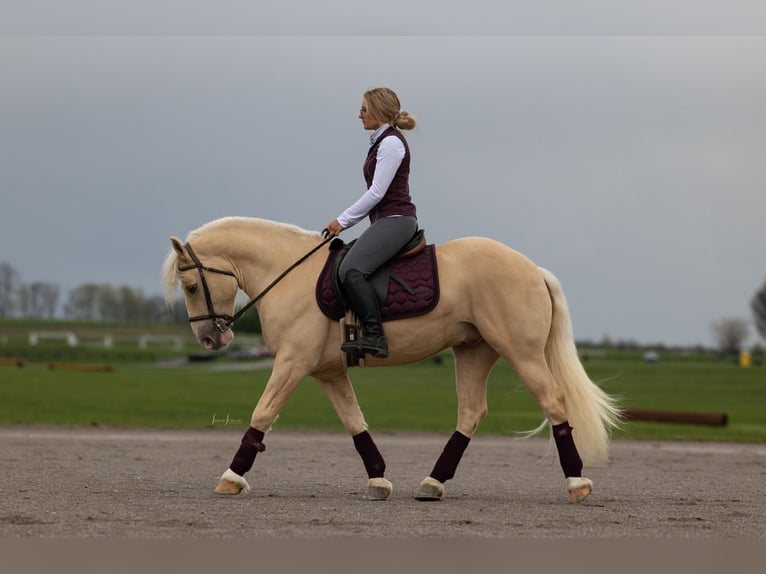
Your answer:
[215,357,307,495]
[315,373,392,500]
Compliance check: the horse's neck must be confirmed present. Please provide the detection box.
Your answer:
[219,221,320,297]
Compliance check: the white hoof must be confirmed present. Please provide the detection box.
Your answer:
[567,476,592,504]
[215,469,251,495]
[367,477,393,500]
[415,476,445,501]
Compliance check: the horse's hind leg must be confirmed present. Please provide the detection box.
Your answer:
[315,373,392,500]
[416,342,498,501]
[510,356,592,503]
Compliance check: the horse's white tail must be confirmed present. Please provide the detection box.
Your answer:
[539,267,622,466]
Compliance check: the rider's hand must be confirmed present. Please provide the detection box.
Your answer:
[325,219,344,237]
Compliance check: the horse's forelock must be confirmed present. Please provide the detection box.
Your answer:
[161,248,180,305]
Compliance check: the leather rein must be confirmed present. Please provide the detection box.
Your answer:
[179,232,333,333]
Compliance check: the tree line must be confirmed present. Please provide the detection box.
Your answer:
[0,261,182,323]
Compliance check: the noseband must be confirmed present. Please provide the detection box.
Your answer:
[178,233,333,333]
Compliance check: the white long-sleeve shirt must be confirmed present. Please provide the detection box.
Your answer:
[337,125,406,229]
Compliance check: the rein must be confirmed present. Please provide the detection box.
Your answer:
[180,232,333,333]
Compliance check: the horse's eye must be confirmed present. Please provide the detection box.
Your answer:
[187,284,198,294]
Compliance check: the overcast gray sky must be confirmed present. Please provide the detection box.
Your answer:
[1,2,764,347]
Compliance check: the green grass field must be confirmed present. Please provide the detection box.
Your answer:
[1,354,763,442]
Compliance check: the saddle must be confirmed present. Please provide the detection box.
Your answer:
[315,229,440,324]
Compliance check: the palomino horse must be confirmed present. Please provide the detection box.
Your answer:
[162,217,620,503]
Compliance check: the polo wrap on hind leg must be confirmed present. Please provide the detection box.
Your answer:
[430,431,471,483]
[552,421,583,478]
[229,427,266,477]
[353,431,386,478]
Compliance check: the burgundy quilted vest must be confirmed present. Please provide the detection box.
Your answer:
[364,127,417,223]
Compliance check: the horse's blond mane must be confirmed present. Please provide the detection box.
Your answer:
[188,216,318,241]
[161,217,320,304]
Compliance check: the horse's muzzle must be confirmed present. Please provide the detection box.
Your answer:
[198,324,235,350]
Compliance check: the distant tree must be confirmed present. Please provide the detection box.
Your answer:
[18,282,60,318]
[96,284,120,321]
[124,286,148,321]
[711,318,749,355]
[98,285,158,322]
[65,283,178,323]
[0,262,20,317]
[751,280,766,340]
[121,287,175,322]
[164,298,190,325]
[146,295,173,323]
[64,284,102,320]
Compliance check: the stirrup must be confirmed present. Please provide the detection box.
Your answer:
[341,335,388,358]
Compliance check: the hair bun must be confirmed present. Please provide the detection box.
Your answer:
[393,110,416,130]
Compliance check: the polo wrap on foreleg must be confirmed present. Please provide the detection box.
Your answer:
[430,431,471,483]
[552,421,583,478]
[353,431,386,478]
[229,427,266,477]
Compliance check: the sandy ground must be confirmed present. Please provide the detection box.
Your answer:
[1,426,764,538]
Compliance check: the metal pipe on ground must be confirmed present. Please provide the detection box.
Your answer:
[622,408,728,427]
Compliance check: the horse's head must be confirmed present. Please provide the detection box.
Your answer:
[165,236,239,350]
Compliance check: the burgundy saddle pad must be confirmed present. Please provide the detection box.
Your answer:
[315,244,440,322]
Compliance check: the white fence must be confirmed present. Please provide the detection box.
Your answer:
[28,331,78,347]
[138,335,184,350]
[24,331,185,350]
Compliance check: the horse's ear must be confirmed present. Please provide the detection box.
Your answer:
[170,236,185,257]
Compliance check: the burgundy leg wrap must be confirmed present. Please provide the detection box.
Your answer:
[430,431,471,483]
[229,427,266,477]
[552,421,583,478]
[353,431,386,478]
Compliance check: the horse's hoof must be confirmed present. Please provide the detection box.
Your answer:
[367,477,393,500]
[214,469,250,495]
[415,476,444,501]
[214,480,243,495]
[567,477,592,504]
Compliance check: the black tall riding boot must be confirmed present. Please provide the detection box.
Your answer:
[340,269,389,358]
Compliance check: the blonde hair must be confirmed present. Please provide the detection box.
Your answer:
[364,87,417,130]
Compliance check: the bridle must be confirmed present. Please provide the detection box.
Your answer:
[178,242,238,333]
[178,233,333,333]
